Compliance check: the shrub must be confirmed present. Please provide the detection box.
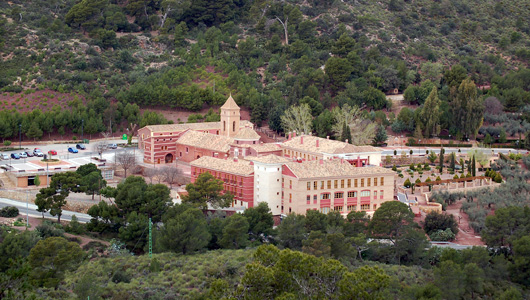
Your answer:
[3,140,11,147]
[494,173,502,183]
[0,206,19,217]
[415,178,421,184]
[404,178,412,188]
[36,220,65,238]
[436,176,441,181]
[430,228,456,241]
[111,270,131,284]
[392,165,397,171]
[424,211,458,235]
[453,174,459,179]
[425,177,432,182]
[65,215,85,235]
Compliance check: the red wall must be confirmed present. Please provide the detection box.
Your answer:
[176,144,228,163]
[191,166,255,207]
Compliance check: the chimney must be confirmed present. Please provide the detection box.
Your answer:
[345,139,348,144]
[326,136,330,139]
[319,159,323,165]
[300,136,304,144]
[316,139,319,147]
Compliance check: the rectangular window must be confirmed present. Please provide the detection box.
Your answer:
[367,178,371,187]
[354,179,358,187]
[347,191,357,198]
[374,178,378,186]
[306,195,311,204]
[334,206,343,212]
[321,207,330,214]
[347,179,351,188]
[361,204,370,211]
[334,180,338,188]
[290,180,292,189]
[321,193,330,200]
[307,182,311,190]
[360,179,364,187]
[321,181,325,189]
[313,195,317,201]
[360,191,370,197]
[347,205,356,211]
[380,190,384,198]
[289,194,292,203]
[327,180,331,189]
[381,177,384,185]
[334,192,344,199]
[373,204,377,210]
[374,191,377,198]
[186,147,189,153]
[341,179,344,188]
[314,181,318,190]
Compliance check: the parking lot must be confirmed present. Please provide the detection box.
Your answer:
[0,139,141,172]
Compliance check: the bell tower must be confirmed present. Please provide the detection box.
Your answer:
[220,94,240,137]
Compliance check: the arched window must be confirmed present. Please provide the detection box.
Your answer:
[233,121,236,132]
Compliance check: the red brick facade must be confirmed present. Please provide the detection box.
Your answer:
[191,165,255,208]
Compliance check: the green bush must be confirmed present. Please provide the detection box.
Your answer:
[0,206,19,217]
[3,140,11,147]
[436,176,441,181]
[453,174,459,179]
[494,173,502,183]
[404,178,412,188]
[430,228,456,241]
[65,215,85,235]
[36,220,65,238]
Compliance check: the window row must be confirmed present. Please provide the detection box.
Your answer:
[318,203,377,213]
[306,177,385,190]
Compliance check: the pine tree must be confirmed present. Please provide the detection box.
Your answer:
[472,155,476,176]
[340,121,352,143]
[439,150,444,174]
[421,87,441,137]
[26,121,43,141]
[450,153,456,170]
[372,125,387,145]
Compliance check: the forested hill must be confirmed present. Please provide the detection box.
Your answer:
[0,0,529,141]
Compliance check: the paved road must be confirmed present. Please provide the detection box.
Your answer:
[0,198,91,223]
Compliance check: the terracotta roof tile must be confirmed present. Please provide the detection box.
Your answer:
[221,94,240,110]
[177,131,234,152]
[248,154,291,164]
[282,135,382,154]
[234,127,260,140]
[285,159,394,179]
[191,156,253,175]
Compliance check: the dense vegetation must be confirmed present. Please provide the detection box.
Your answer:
[0,0,529,143]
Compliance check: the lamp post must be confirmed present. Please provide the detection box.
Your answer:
[418,139,421,156]
[18,124,21,150]
[26,190,29,227]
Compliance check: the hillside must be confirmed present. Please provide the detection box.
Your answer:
[0,0,529,142]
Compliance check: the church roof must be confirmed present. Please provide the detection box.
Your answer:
[234,127,260,140]
[221,94,240,110]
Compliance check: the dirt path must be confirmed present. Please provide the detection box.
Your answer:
[445,200,485,246]
[0,215,109,248]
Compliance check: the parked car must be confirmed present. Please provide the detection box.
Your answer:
[76,144,86,150]
[19,152,27,158]
[33,148,44,157]
[1,154,9,160]
[25,151,34,157]
[10,153,20,159]
[68,147,78,153]
[48,150,57,155]
[108,143,118,149]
